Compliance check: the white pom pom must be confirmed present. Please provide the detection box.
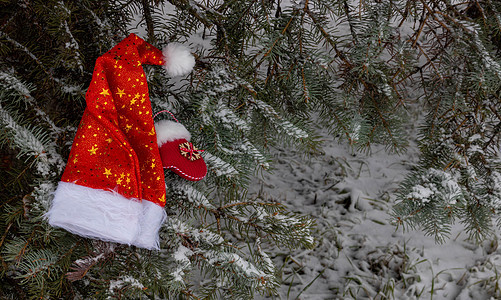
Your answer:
[162,43,195,77]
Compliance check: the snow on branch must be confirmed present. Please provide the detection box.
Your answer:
[0,103,64,177]
[0,70,72,137]
[108,276,144,293]
[170,181,216,210]
[239,139,270,169]
[214,100,250,132]
[203,152,238,177]
[168,215,275,288]
[254,98,308,139]
[405,168,464,207]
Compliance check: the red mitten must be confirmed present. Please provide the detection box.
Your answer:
[155,118,207,181]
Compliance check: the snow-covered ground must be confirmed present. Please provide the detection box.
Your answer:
[251,120,501,299]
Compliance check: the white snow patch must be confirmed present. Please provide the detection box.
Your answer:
[174,245,193,264]
[108,276,144,293]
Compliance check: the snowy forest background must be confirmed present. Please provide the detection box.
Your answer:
[1,0,501,299]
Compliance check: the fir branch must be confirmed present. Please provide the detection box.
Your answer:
[0,103,65,177]
[167,0,214,28]
[0,31,53,79]
[66,241,115,282]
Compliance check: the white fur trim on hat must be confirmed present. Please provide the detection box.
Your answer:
[155,120,191,147]
[162,43,195,77]
[133,200,166,250]
[46,181,166,250]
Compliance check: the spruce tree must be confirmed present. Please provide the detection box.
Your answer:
[391,0,501,243]
[1,0,500,299]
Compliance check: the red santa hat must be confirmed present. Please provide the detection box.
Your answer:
[46,34,195,250]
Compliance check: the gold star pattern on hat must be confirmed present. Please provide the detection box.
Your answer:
[88,146,98,155]
[116,88,126,98]
[100,88,110,97]
[103,168,112,178]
